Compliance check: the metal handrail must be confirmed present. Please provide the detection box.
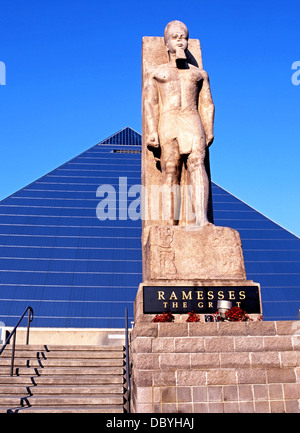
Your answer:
[0,306,34,376]
[125,307,131,413]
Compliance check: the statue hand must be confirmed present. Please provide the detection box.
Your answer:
[206,134,214,147]
[147,132,160,149]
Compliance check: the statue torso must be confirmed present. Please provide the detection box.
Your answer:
[152,63,204,114]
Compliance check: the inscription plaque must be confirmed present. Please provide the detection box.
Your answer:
[143,286,261,314]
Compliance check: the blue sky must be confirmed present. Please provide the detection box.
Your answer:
[0,0,299,236]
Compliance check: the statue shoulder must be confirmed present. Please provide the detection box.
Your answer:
[190,65,209,80]
[199,69,210,81]
[145,63,170,80]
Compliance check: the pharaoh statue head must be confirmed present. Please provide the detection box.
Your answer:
[163,20,189,60]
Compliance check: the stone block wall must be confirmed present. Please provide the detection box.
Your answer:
[130,321,300,413]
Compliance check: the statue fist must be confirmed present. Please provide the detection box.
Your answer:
[147,132,160,148]
[206,134,214,147]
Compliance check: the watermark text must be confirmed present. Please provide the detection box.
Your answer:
[0,61,6,85]
[291,61,300,85]
[96,177,196,223]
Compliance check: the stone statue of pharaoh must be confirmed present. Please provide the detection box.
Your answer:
[144,20,215,227]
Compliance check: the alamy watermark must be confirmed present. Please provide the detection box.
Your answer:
[0,61,6,85]
[0,321,5,344]
[96,176,196,222]
[291,61,300,85]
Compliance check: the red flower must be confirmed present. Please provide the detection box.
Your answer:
[225,306,250,322]
[152,312,175,322]
[186,311,200,322]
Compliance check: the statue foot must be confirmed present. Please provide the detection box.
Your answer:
[193,221,214,229]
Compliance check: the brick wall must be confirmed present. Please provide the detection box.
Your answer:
[130,321,300,413]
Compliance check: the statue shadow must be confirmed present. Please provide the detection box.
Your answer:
[147,146,161,171]
[186,50,199,67]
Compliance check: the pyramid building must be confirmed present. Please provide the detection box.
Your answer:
[0,127,299,328]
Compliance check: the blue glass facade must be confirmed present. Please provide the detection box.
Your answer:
[0,127,299,327]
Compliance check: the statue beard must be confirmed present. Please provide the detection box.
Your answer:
[175,47,187,60]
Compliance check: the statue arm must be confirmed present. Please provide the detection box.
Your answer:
[144,71,160,148]
[199,70,215,147]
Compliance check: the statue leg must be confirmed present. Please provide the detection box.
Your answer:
[160,140,181,225]
[187,140,209,227]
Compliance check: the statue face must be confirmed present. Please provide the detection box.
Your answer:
[165,27,188,54]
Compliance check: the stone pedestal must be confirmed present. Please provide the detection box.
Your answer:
[143,224,246,281]
[130,321,300,413]
[136,223,262,324]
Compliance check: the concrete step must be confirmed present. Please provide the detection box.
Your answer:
[0,375,125,386]
[0,366,125,376]
[0,384,124,396]
[0,394,125,407]
[1,348,125,359]
[2,405,125,413]
[2,345,124,352]
[0,358,125,368]
[0,375,124,386]
[0,385,124,395]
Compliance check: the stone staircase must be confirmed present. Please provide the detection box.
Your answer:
[0,344,127,413]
